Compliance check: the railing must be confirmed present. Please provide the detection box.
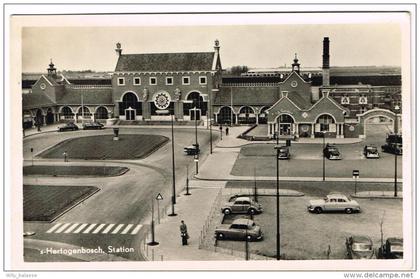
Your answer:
[66,84,112,89]
[221,83,278,87]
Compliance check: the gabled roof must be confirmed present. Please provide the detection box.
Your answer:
[115,52,216,72]
[22,92,56,109]
[58,87,113,105]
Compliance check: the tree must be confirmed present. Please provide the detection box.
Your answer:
[227,65,249,76]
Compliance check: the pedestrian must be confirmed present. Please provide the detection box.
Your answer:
[63,151,68,162]
[180,220,189,246]
[225,126,229,136]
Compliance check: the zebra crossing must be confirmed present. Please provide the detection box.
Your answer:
[46,222,143,235]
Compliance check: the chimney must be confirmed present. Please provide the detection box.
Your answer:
[322,37,330,86]
[115,42,122,56]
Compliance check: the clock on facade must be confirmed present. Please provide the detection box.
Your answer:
[291,80,298,88]
[40,83,46,90]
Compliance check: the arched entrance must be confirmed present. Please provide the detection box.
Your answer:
[238,106,256,124]
[34,109,44,126]
[76,107,92,121]
[258,106,270,124]
[217,106,236,125]
[46,108,55,124]
[60,106,74,120]
[95,106,109,120]
[315,114,336,137]
[120,92,141,120]
[358,109,399,139]
[276,114,295,135]
[184,91,207,121]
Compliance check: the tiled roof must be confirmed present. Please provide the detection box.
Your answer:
[287,93,312,110]
[214,86,278,106]
[58,87,113,105]
[22,92,56,109]
[115,52,215,72]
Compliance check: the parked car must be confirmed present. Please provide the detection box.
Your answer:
[221,196,263,215]
[378,237,403,259]
[307,193,361,214]
[323,143,342,160]
[277,146,290,160]
[381,142,403,155]
[83,122,104,130]
[345,235,375,259]
[57,122,79,132]
[183,144,200,155]
[363,145,380,159]
[215,218,263,241]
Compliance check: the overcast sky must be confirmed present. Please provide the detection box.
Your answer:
[22,24,401,72]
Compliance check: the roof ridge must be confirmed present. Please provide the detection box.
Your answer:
[121,51,214,56]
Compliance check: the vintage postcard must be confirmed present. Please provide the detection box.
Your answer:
[3,3,416,274]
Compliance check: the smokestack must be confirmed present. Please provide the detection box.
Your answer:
[322,37,330,86]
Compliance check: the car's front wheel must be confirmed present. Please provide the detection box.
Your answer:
[314,207,323,214]
[223,208,231,215]
[345,208,353,214]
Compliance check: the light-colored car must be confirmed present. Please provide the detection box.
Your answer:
[215,218,263,241]
[221,196,263,215]
[307,193,361,214]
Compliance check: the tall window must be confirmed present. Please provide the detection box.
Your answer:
[61,106,74,119]
[317,114,335,132]
[95,106,109,119]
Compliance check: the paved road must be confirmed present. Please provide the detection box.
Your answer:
[232,123,402,178]
[23,127,218,262]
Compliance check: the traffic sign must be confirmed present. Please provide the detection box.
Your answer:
[156,193,163,200]
[353,170,359,177]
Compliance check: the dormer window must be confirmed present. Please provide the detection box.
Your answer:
[341,96,350,104]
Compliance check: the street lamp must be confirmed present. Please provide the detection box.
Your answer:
[148,197,159,246]
[185,165,191,195]
[194,107,199,151]
[394,105,400,197]
[322,130,327,181]
[168,114,177,217]
[274,144,282,260]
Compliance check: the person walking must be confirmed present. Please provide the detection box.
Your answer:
[225,126,229,136]
[180,220,189,246]
[63,151,68,162]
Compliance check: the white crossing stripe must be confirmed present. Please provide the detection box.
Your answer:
[111,224,125,234]
[72,223,88,233]
[92,224,106,234]
[82,224,97,234]
[64,223,79,234]
[54,223,71,233]
[130,224,143,235]
[46,223,62,233]
[121,224,134,234]
[101,224,115,234]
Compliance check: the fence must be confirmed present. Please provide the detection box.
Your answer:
[198,188,223,250]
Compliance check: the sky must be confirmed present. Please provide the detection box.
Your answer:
[22,23,402,73]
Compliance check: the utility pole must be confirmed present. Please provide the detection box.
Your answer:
[168,114,177,216]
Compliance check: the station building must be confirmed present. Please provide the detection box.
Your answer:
[22,37,402,138]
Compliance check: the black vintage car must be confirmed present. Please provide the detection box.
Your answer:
[363,145,380,159]
[381,142,403,155]
[323,143,342,160]
[183,144,200,155]
[378,237,403,259]
[58,122,79,132]
[83,122,104,130]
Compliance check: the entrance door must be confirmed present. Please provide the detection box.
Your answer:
[125,108,136,120]
[190,109,201,121]
[279,124,292,135]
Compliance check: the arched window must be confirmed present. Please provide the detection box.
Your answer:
[258,106,270,124]
[238,106,256,124]
[61,106,74,119]
[184,92,207,117]
[77,106,92,117]
[218,106,235,125]
[277,114,294,123]
[119,92,141,115]
[316,114,335,132]
[95,106,109,119]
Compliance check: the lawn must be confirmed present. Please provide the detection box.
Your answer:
[215,195,402,260]
[23,165,129,177]
[23,185,99,222]
[37,134,168,160]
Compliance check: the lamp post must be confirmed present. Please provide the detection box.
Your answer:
[194,154,199,175]
[394,105,400,197]
[194,107,199,151]
[274,145,281,260]
[168,114,177,217]
[185,165,191,195]
[322,130,326,181]
[147,198,159,246]
[209,111,213,154]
